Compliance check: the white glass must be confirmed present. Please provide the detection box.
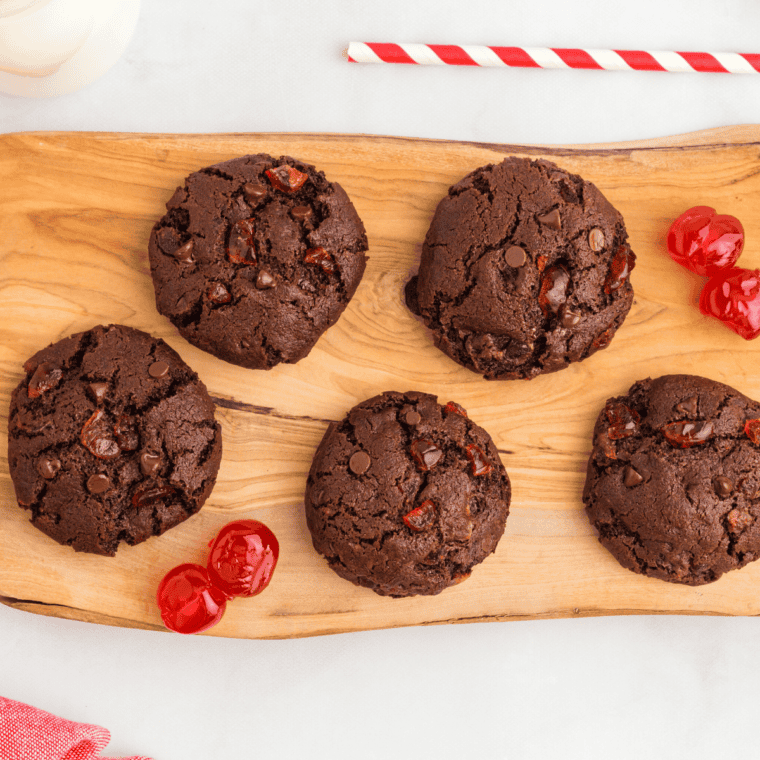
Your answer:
[0,0,140,97]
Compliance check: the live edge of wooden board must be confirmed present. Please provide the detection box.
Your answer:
[2,126,760,639]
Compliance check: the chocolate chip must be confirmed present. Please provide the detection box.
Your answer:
[87,382,108,404]
[588,228,606,252]
[349,451,371,475]
[38,457,61,480]
[172,240,195,263]
[291,205,312,223]
[505,245,526,268]
[537,208,561,230]
[140,451,161,477]
[401,406,421,426]
[560,307,581,328]
[676,395,698,416]
[87,473,111,494]
[714,476,733,498]
[243,182,267,204]
[623,466,644,487]
[148,361,169,379]
[256,270,276,289]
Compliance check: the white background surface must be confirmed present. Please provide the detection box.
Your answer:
[2,1,760,758]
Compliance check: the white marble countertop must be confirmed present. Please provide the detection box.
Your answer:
[2,1,760,757]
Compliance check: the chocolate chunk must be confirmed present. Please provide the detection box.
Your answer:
[148,361,169,379]
[410,439,443,471]
[290,204,312,222]
[540,265,570,315]
[537,208,561,230]
[172,240,195,263]
[37,457,61,480]
[505,245,526,268]
[256,270,276,290]
[87,382,108,404]
[713,476,733,498]
[623,466,644,487]
[207,282,232,304]
[242,182,268,204]
[588,227,606,251]
[87,473,111,494]
[348,450,371,475]
[140,451,162,477]
[676,395,698,416]
[560,307,581,328]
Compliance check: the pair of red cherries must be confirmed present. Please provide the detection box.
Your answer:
[667,206,760,339]
[157,519,279,634]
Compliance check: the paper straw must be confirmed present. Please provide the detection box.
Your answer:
[345,43,760,74]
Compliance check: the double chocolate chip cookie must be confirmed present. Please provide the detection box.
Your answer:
[7,324,222,555]
[149,153,368,370]
[584,374,760,585]
[304,391,511,597]
[406,156,636,380]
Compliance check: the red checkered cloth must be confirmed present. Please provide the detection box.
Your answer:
[0,696,151,760]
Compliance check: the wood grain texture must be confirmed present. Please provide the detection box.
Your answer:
[3,127,760,639]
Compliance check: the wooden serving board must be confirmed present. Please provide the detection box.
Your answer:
[3,127,760,639]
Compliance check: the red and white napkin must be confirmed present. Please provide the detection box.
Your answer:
[0,696,151,760]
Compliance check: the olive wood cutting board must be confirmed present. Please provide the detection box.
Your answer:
[3,127,760,639]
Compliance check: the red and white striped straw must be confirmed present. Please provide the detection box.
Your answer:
[346,42,760,74]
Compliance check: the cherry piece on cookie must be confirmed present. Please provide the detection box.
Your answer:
[156,563,228,634]
[699,268,760,340]
[207,519,280,598]
[667,206,744,277]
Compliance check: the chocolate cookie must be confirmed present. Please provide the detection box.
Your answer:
[7,324,222,555]
[406,157,636,380]
[583,374,760,585]
[148,154,368,369]
[304,391,511,597]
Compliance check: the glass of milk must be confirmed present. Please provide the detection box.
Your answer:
[0,0,141,97]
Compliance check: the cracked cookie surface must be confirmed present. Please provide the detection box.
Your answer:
[304,391,511,597]
[7,324,222,555]
[148,153,368,370]
[583,374,760,585]
[406,157,635,380]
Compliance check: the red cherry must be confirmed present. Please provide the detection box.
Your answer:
[667,206,744,276]
[444,401,468,418]
[207,520,279,598]
[403,500,437,532]
[699,267,760,340]
[81,410,121,460]
[661,420,714,448]
[304,247,336,274]
[156,563,227,634]
[265,165,308,193]
[465,443,492,476]
[28,362,62,398]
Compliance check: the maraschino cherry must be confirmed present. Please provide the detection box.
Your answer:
[156,563,227,634]
[207,519,279,598]
[667,206,744,276]
[156,518,280,634]
[699,267,760,340]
